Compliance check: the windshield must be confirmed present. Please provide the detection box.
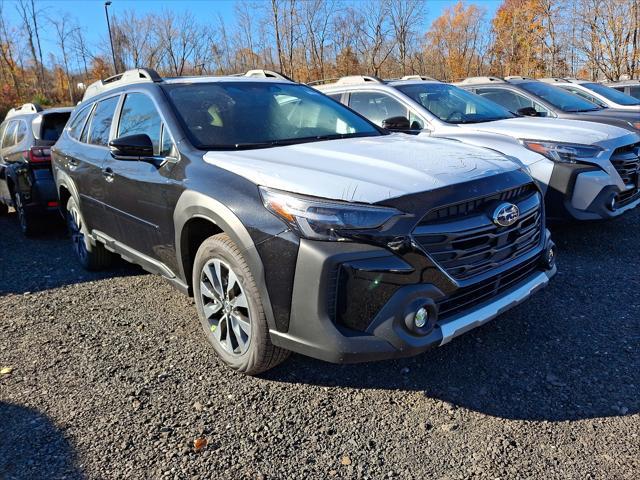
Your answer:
[519,82,601,112]
[395,83,515,123]
[581,82,640,106]
[162,81,381,150]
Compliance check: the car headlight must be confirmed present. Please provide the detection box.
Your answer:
[628,121,640,131]
[519,140,603,164]
[259,186,404,241]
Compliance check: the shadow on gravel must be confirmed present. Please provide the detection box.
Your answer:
[0,213,143,295]
[265,213,640,422]
[0,402,84,479]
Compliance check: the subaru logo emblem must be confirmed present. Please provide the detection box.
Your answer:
[492,202,520,227]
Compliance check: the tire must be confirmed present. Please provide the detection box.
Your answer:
[13,192,39,237]
[193,233,290,375]
[66,196,114,271]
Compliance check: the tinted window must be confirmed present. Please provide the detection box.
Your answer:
[327,93,342,101]
[160,124,174,157]
[40,112,71,141]
[476,88,551,117]
[629,86,640,100]
[348,91,408,126]
[519,82,600,112]
[582,82,640,106]
[397,83,516,124]
[117,93,162,155]
[1,121,17,148]
[68,106,92,140]
[87,96,119,146]
[162,82,380,150]
[15,120,28,143]
[561,86,607,107]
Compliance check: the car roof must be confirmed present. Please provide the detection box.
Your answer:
[82,68,295,102]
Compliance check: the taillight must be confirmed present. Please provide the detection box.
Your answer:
[27,146,51,164]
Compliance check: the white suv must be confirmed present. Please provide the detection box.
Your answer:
[540,78,640,112]
[315,76,640,220]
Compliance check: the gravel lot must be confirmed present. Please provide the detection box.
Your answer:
[1,208,639,479]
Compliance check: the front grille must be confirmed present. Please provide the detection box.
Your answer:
[611,143,640,205]
[436,255,542,320]
[413,185,543,280]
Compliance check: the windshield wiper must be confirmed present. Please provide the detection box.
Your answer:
[200,132,377,151]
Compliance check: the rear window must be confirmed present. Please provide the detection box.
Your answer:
[582,82,640,106]
[40,112,71,142]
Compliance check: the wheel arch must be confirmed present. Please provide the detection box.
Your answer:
[174,190,278,331]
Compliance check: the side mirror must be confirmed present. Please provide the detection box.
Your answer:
[382,116,411,132]
[516,107,540,117]
[109,134,154,159]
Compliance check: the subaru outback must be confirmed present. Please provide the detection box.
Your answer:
[52,69,556,374]
[315,76,640,220]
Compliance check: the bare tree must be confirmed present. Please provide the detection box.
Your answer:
[389,0,425,75]
[49,14,77,102]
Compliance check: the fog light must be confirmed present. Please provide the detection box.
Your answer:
[608,195,617,211]
[414,307,429,328]
[545,245,556,268]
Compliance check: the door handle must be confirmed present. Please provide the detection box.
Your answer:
[102,167,114,183]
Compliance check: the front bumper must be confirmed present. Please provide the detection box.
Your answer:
[544,163,640,221]
[269,235,556,364]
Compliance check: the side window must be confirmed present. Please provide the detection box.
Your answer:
[68,106,92,140]
[563,87,606,107]
[117,93,163,155]
[87,96,119,146]
[627,86,640,99]
[1,121,17,148]
[15,120,28,144]
[477,88,550,116]
[348,91,408,126]
[408,110,424,129]
[327,93,343,102]
[160,124,175,157]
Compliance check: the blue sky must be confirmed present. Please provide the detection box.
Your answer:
[2,0,502,59]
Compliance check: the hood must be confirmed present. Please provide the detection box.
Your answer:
[202,134,520,204]
[577,109,640,121]
[458,117,635,145]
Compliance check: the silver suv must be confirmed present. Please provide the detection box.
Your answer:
[315,76,640,220]
[539,78,640,112]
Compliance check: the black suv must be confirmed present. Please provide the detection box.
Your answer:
[0,103,73,235]
[52,69,556,374]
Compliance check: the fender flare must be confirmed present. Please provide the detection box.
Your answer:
[173,190,277,331]
[54,168,81,207]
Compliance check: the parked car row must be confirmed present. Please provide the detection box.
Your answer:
[1,69,638,376]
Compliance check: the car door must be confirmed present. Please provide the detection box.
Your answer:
[101,91,181,266]
[66,95,121,235]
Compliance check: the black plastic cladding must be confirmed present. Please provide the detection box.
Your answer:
[327,169,545,332]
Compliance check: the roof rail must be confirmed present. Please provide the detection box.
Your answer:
[336,75,384,85]
[539,77,567,83]
[458,76,505,85]
[6,103,43,118]
[242,69,293,81]
[82,68,162,102]
[504,75,535,81]
[400,75,438,81]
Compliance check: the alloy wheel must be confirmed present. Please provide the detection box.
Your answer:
[67,206,88,262]
[200,258,252,356]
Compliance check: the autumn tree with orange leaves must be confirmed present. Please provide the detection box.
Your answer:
[425,1,490,81]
